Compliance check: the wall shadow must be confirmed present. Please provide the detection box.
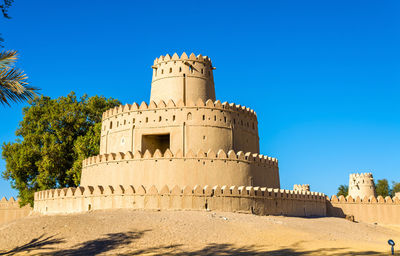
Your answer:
[123,243,383,256]
[0,233,384,255]
[44,230,149,256]
[326,201,346,218]
[0,234,64,255]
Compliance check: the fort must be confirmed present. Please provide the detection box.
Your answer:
[1,53,400,226]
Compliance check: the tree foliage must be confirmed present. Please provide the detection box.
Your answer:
[0,50,38,105]
[390,181,400,197]
[2,92,120,206]
[375,179,390,197]
[336,184,348,197]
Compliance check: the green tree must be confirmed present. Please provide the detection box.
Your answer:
[391,181,400,197]
[2,92,120,206]
[375,179,390,197]
[337,184,348,197]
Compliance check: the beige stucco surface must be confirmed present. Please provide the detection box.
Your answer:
[348,173,377,199]
[327,195,400,225]
[0,197,31,225]
[82,52,278,191]
[81,149,279,189]
[34,185,326,217]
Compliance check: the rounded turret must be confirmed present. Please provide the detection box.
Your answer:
[293,184,310,192]
[348,172,376,199]
[150,53,216,104]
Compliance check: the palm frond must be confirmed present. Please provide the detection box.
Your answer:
[0,50,17,68]
[0,67,38,106]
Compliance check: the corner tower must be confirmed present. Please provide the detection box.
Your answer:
[150,53,216,104]
[348,172,377,199]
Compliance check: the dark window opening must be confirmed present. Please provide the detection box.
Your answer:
[142,134,170,154]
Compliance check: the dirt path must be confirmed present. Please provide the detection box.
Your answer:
[0,209,399,255]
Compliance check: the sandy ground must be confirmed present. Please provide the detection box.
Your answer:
[0,210,399,255]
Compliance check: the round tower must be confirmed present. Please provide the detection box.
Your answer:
[348,172,377,199]
[150,53,216,104]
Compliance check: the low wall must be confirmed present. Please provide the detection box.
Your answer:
[81,149,280,189]
[34,185,327,217]
[0,197,32,225]
[327,195,400,225]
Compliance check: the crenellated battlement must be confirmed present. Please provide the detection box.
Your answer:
[152,53,213,67]
[0,197,18,208]
[150,52,216,104]
[35,184,325,201]
[348,172,376,199]
[349,172,374,181]
[82,148,278,168]
[293,184,310,192]
[327,194,400,224]
[102,99,257,120]
[34,184,326,216]
[327,195,400,204]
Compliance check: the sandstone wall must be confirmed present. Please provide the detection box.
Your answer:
[34,185,326,217]
[150,53,216,104]
[80,149,280,189]
[326,195,400,225]
[0,197,31,225]
[100,99,259,156]
[348,173,376,199]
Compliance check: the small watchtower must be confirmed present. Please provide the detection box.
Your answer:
[150,53,216,104]
[293,184,310,192]
[348,172,376,199]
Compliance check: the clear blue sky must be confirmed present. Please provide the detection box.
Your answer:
[0,0,399,198]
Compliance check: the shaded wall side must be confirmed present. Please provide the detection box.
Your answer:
[0,199,32,225]
[327,197,400,225]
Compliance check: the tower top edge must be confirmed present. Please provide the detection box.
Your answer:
[349,172,374,178]
[153,52,212,66]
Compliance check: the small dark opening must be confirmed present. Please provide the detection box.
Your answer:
[142,134,170,153]
[88,204,92,211]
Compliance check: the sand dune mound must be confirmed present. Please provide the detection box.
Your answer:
[0,210,399,255]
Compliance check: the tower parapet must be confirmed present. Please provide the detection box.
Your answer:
[348,172,376,199]
[293,184,310,192]
[150,53,216,104]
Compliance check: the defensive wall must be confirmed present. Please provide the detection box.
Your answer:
[0,197,31,225]
[326,195,400,225]
[81,148,280,189]
[34,185,326,217]
[100,99,259,156]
